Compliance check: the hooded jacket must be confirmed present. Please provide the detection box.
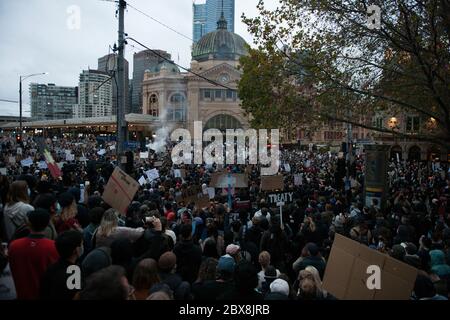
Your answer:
[430,250,450,278]
[3,202,34,241]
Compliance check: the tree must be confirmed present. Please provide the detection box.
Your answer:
[238,0,450,148]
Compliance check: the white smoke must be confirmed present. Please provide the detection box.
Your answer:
[146,108,173,154]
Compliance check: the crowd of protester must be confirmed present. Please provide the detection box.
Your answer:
[0,134,449,300]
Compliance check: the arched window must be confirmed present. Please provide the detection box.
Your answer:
[204,114,242,131]
[148,94,159,117]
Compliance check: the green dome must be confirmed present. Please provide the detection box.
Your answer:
[146,60,180,74]
[192,14,248,62]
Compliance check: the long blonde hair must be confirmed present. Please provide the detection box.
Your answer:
[61,201,77,221]
[305,265,327,297]
[97,208,119,237]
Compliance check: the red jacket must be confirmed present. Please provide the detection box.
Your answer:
[8,234,59,300]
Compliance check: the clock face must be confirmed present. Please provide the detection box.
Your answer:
[218,74,230,83]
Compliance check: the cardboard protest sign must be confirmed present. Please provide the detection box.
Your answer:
[102,167,139,214]
[20,157,33,167]
[183,194,211,208]
[260,175,284,191]
[267,191,294,205]
[322,234,418,300]
[210,173,248,188]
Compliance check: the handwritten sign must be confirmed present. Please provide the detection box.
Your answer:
[267,191,294,205]
[145,169,159,182]
[102,167,139,214]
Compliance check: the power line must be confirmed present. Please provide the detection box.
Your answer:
[127,37,235,91]
[127,2,194,42]
[0,99,18,103]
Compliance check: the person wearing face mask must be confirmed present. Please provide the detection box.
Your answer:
[40,230,83,300]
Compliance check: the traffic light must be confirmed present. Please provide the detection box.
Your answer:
[16,134,22,144]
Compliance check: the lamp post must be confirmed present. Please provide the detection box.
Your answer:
[19,72,48,134]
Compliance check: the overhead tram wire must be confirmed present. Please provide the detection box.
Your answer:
[126,2,194,43]
[126,37,235,91]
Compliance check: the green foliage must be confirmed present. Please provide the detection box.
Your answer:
[238,0,450,147]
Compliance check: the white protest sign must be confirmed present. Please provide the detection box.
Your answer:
[20,157,33,167]
[138,176,147,186]
[294,174,303,186]
[174,169,181,178]
[97,149,106,156]
[284,163,291,172]
[145,169,159,181]
[17,148,22,155]
[0,168,7,175]
[9,156,16,164]
[38,161,48,169]
[109,145,116,150]
[140,152,149,159]
[305,160,311,168]
[206,187,215,199]
[66,153,75,161]
[65,149,72,155]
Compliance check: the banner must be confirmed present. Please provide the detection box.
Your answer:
[102,167,139,214]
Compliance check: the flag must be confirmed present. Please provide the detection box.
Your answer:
[44,149,62,179]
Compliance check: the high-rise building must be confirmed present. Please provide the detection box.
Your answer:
[98,53,130,114]
[74,70,112,118]
[193,2,207,43]
[192,0,234,42]
[30,83,78,120]
[131,49,171,114]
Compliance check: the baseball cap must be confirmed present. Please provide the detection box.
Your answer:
[217,255,235,274]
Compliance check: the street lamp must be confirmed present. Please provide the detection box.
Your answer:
[19,72,48,134]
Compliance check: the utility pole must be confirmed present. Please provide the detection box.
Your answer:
[19,77,23,135]
[116,0,128,168]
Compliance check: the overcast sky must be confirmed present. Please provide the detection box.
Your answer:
[0,0,278,117]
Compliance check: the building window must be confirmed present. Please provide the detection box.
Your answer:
[149,94,158,117]
[406,116,420,132]
[203,90,211,99]
[215,90,222,100]
[374,117,383,129]
[226,90,233,99]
